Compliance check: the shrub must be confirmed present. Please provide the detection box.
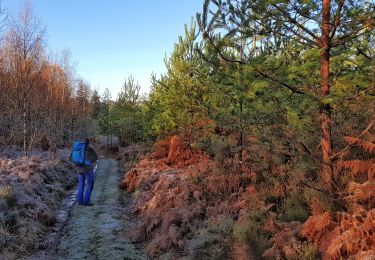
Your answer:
[282,191,309,222]
[188,218,234,260]
[206,135,237,162]
[233,209,270,256]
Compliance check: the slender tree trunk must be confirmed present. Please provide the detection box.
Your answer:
[22,94,28,157]
[320,0,333,190]
[239,40,245,166]
[239,97,244,164]
[23,107,27,156]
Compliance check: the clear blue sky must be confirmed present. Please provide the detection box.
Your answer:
[2,0,203,98]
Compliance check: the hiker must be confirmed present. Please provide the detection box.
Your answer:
[70,138,98,206]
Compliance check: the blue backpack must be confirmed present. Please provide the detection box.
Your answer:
[71,141,92,166]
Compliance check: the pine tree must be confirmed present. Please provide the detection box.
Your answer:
[197,0,375,189]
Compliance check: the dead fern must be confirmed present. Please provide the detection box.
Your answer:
[301,134,375,259]
[343,136,375,154]
[338,159,375,179]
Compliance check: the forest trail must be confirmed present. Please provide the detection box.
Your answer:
[29,158,146,260]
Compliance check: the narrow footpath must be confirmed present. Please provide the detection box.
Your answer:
[29,158,146,260]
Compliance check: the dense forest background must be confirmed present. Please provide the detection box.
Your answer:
[0,0,374,259]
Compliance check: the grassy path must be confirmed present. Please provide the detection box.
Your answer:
[57,158,145,260]
[29,157,145,260]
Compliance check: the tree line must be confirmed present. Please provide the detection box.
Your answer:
[0,3,98,154]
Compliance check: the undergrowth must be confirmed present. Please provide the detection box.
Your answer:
[0,153,75,258]
[121,132,375,259]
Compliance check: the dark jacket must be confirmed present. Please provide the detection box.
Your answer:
[74,146,98,173]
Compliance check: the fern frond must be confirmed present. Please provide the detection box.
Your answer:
[308,136,375,258]
[338,159,374,177]
[344,136,375,154]
[346,181,375,204]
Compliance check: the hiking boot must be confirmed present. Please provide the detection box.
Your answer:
[84,202,94,206]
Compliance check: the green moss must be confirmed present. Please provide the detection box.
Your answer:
[0,186,17,209]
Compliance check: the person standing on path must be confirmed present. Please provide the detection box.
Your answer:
[70,138,98,206]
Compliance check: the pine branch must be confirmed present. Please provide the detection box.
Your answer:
[329,0,345,41]
[356,47,374,60]
[206,33,246,64]
[271,4,320,42]
[332,23,374,47]
[253,68,320,103]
